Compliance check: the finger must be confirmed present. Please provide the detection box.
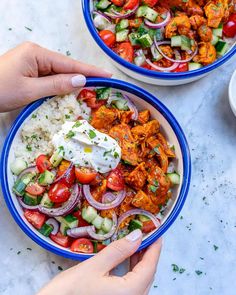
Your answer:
[25,74,86,99]
[123,238,162,291]
[88,229,143,274]
[36,46,112,77]
[130,250,144,271]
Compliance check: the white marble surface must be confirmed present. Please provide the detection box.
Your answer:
[0,1,236,294]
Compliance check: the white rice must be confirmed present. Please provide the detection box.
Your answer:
[14,93,91,163]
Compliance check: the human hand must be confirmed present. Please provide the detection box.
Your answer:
[38,229,162,295]
[0,42,112,112]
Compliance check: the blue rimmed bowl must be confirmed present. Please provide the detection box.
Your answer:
[82,0,236,86]
[0,78,191,260]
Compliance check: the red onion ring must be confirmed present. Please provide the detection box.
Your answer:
[38,184,81,217]
[18,197,39,210]
[112,209,161,241]
[144,11,171,29]
[67,226,93,238]
[83,185,126,210]
[146,58,179,72]
[154,38,198,63]
[93,10,111,22]
[123,94,139,121]
[46,218,59,235]
[104,3,139,19]
[87,211,117,241]
[102,192,117,203]
[52,162,74,184]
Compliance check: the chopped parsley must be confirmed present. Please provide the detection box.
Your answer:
[65,114,70,119]
[73,121,82,128]
[114,151,119,159]
[104,137,108,142]
[45,115,48,119]
[32,114,37,119]
[66,130,75,139]
[103,150,112,157]
[153,144,161,154]
[26,144,32,152]
[88,129,96,139]
[150,185,158,193]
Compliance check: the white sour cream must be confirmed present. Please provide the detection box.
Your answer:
[52,120,121,173]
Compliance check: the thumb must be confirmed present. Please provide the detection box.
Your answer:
[89,229,143,274]
[25,74,86,100]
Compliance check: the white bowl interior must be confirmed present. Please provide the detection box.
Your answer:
[229,69,236,117]
[6,88,183,256]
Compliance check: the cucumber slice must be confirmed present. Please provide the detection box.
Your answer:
[167,173,181,185]
[10,159,28,176]
[116,19,129,32]
[116,29,129,42]
[38,170,55,186]
[96,0,111,10]
[129,32,140,46]
[114,98,129,110]
[95,87,111,100]
[39,223,53,237]
[138,215,150,222]
[213,23,223,37]
[12,173,36,196]
[82,206,98,223]
[151,44,163,61]
[216,40,229,56]
[23,193,40,206]
[101,217,113,233]
[137,6,158,22]
[180,35,191,51]
[62,214,79,229]
[50,151,63,167]
[188,62,202,71]
[40,193,54,208]
[92,215,104,230]
[138,33,153,48]
[171,35,182,47]
[60,222,70,236]
[211,35,219,46]
[134,55,146,66]
[128,219,143,232]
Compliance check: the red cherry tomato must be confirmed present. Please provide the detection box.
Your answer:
[99,30,116,48]
[24,210,46,229]
[48,183,71,203]
[50,232,71,248]
[142,220,157,234]
[124,0,139,10]
[78,89,106,109]
[107,168,125,191]
[142,0,158,8]
[111,0,124,6]
[36,155,52,173]
[75,167,97,184]
[57,160,75,187]
[229,13,236,23]
[116,42,134,63]
[172,62,188,73]
[223,20,236,38]
[71,238,94,253]
[25,182,45,196]
[73,210,90,227]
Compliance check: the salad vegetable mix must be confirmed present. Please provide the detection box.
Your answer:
[11,87,180,254]
[92,0,236,72]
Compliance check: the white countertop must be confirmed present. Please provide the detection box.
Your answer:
[0,1,236,294]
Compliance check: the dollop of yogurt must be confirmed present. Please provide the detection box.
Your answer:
[52,120,121,173]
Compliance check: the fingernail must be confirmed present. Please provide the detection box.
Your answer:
[71,74,86,87]
[102,69,113,76]
[125,229,142,242]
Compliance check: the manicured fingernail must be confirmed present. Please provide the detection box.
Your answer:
[125,229,142,242]
[71,74,86,87]
[103,69,113,76]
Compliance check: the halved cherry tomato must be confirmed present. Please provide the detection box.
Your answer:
[78,89,106,109]
[229,13,236,23]
[24,210,46,229]
[25,182,45,196]
[50,232,71,248]
[57,160,75,187]
[124,0,139,10]
[73,210,90,227]
[99,30,116,48]
[172,62,188,73]
[142,0,159,7]
[75,167,97,184]
[142,220,156,234]
[48,183,71,203]
[36,154,52,173]
[111,0,124,6]
[71,238,94,253]
[116,42,134,63]
[223,20,236,38]
[107,168,125,191]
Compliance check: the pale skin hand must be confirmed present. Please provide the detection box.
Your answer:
[0,42,112,112]
[38,230,162,295]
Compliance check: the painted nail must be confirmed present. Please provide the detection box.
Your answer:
[102,69,113,76]
[71,74,86,87]
[125,229,142,242]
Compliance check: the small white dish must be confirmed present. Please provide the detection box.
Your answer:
[229,69,236,117]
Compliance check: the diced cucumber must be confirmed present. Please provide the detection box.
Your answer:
[93,14,111,30]
[10,159,28,176]
[138,33,153,48]
[113,98,129,110]
[60,222,70,235]
[101,217,113,233]
[216,40,229,56]
[92,215,104,230]
[12,173,36,196]
[38,170,55,186]
[97,229,106,235]
[138,214,150,222]
[213,23,223,37]
[129,32,140,46]
[116,19,129,32]
[180,35,191,51]
[116,29,129,42]
[40,193,54,208]
[156,28,164,41]
[134,55,146,66]
[137,6,158,22]
[50,151,63,167]
[39,223,53,237]
[188,62,202,71]
[128,219,143,232]
[151,44,163,61]
[171,35,182,47]
[167,172,180,185]
[24,192,40,206]
[95,87,111,100]
[62,214,79,229]
[82,206,98,223]
[96,0,111,10]
[211,35,219,46]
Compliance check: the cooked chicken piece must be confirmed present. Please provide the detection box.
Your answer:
[132,190,158,214]
[165,15,191,38]
[91,106,118,130]
[189,15,207,29]
[126,162,147,190]
[193,42,217,65]
[198,24,213,42]
[138,110,150,124]
[204,1,225,28]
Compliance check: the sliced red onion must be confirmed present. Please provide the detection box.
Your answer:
[46,218,59,235]
[151,44,163,61]
[112,209,161,241]
[93,11,115,32]
[67,226,93,238]
[104,3,139,19]
[123,94,138,121]
[154,38,198,63]
[18,197,39,210]
[146,58,179,72]
[38,184,81,217]
[102,192,117,203]
[83,185,126,210]
[53,162,74,184]
[167,162,175,173]
[93,10,111,22]
[144,11,171,29]
[18,166,38,180]
[87,211,117,241]
[173,49,182,61]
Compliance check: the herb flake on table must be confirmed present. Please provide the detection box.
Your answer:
[17,251,21,255]
[26,247,32,251]
[213,245,219,251]
[58,266,63,271]
[24,26,32,31]
[195,270,203,276]
[66,50,71,56]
